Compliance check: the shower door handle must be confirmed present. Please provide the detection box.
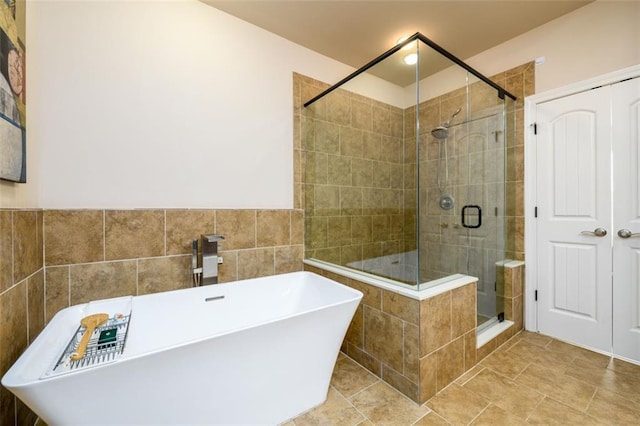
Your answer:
[461,205,482,229]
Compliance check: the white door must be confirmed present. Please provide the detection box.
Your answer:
[612,77,640,362]
[535,85,613,353]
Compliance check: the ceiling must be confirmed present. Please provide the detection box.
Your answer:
[203,0,593,86]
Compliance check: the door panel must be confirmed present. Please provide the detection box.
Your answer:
[536,86,612,352]
[612,77,640,362]
[551,242,597,317]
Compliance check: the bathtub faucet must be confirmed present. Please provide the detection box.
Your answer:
[192,234,225,286]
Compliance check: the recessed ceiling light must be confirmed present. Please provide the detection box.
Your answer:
[396,35,416,51]
[396,35,410,45]
[403,53,418,65]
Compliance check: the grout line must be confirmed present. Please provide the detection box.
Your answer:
[67,265,71,307]
[10,210,14,292]
[456,365,486,386]
[524,395,547,423]
[467,404,492,425]
[163,209,167,256]
[330,384,370,425]
[347,379,381,401]
[102,210,106,261]
[584,387,599,413]
[25,271,30,343]
[510,361,531,381]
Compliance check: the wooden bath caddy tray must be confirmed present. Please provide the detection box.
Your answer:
[44,297,132,378]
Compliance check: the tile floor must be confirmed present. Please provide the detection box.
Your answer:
[284,331,640,425]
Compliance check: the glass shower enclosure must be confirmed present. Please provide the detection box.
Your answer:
[302,33,516,331]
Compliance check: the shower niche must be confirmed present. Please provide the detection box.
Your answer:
[302,33,516,332]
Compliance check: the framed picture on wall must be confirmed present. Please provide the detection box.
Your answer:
[0,0,25,183]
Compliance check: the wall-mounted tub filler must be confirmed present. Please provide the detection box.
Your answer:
[192,234,224,286]
[1,272,363,425]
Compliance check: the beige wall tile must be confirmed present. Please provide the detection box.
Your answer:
[70,261,137,305]
[464,330,477,371]
[321,270,349,285]
[451,283,476,338]
[0,385,14,426]
[420,352,438,403]
[45,210,104,266]
[257,210,290,247]
[275,245,303,274]
[315,121,340,154]
[347,278,381,309]
[138,256,192,295]
[327,93,351,125]
[345,341,381,377]
[16,398,38,426]
[27,269,45,344]
[345,303,364,348]
[291,210,304,245]
[327,216,352,246]
[165,209,215,255]
[218,250,238,283]
[0,282,27,421]
[105,210,164,260]
[351,99,373,132]
[381,363,419,403]
[216,210,256,250]
[328,154,352,186]
[514,294,523,331]
[477,338,497,362]
[404,322,419,383]
[420,291,452,355]
[45,265,70,321]
[382,290,419,325]
[237,248,275,280]
[14,210,41,283]
[364,306,404,372]
[436,336,465,391]
[0,210,12,292]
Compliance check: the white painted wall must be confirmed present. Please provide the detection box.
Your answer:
[29,0,352,209]
[10,0,639,209]
[467,0,640,93]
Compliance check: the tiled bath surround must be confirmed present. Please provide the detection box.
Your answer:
[0,209,44,426]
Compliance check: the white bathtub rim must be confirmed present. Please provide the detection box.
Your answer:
[124,273,361,361]
[3,271,363,387]
[304,258,478,301]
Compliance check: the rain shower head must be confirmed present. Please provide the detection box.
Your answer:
[431,126,449,139]
[431,108,462,139]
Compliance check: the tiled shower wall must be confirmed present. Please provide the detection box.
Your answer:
[0,209,45,426]
[43,209,304,321]
[298,75,415,276]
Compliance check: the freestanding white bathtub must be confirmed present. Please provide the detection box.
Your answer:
[2,271,362,425]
